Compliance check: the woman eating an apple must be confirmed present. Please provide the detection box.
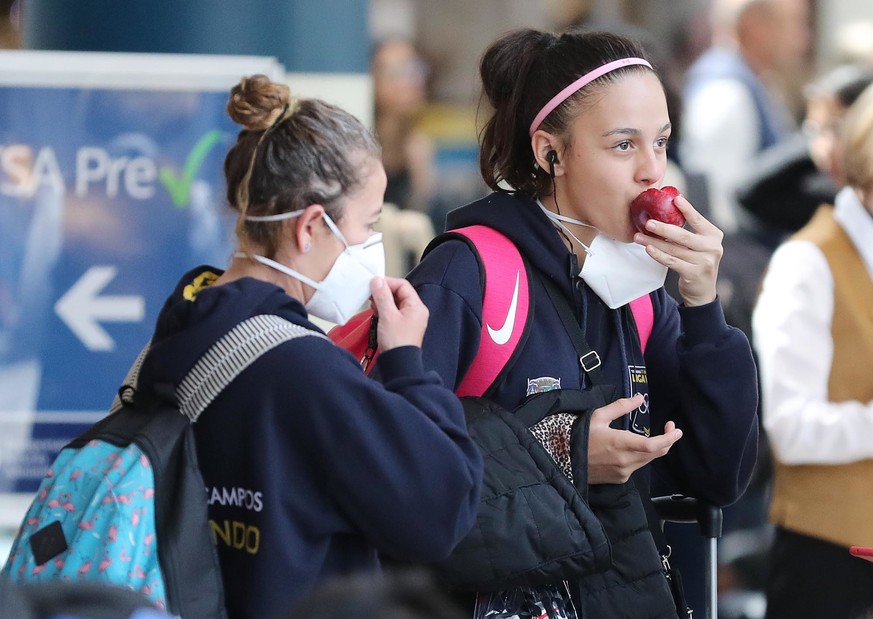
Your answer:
[403,27,759,618]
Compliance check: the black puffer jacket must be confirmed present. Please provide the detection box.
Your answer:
[433,389,615,592]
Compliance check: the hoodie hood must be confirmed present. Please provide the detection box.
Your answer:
[446,192,579,297]
[137,265,316,394]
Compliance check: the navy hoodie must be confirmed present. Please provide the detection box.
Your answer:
[136,268,483,619]
[407,192,759,616]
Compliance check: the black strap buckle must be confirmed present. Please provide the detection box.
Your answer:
[579,350,601,372]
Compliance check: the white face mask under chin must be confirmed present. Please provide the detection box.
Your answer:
[239,209,385,325]
[538,202,667,309]
[578,235,667,309]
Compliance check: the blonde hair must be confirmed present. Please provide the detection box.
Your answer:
[227,74,294,132]
[223,74,380,257]
[842,82,873,195]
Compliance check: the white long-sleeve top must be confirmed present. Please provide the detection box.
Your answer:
[752,187,873,464]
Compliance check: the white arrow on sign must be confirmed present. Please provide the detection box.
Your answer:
[54,266,145,352]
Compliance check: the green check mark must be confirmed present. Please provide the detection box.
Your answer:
[159,129,223,208]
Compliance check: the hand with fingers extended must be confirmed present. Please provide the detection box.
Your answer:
[588,394,683,484]
[369,276,429,352]
[633,194,724,307]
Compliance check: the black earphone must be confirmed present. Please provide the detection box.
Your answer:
[546,149,558,177]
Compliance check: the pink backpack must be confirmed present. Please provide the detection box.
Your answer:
[329,225,654,396]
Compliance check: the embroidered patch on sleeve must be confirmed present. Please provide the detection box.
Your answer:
[526,376,561,396]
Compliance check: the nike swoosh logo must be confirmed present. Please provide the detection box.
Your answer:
[486,271,520,345]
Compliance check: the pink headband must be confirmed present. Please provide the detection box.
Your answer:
[528,57,653,136]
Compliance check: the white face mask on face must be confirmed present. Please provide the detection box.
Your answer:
[241,209,385,325]
[539,203,667,309]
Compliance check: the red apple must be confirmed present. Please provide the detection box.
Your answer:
[630,186,685,233]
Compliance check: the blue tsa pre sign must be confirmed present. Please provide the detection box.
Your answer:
[0,51,284,493]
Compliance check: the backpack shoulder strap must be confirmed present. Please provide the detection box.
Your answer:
[449,225,531,398]
[113,315,326,421]
[178,314,327,422]
[628,293,654,354]
[109,341,152,415]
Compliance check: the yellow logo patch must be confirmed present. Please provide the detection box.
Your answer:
[183,271,220,301]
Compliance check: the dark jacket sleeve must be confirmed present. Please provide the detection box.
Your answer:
[646,290,759,505]
[286,337,483,562]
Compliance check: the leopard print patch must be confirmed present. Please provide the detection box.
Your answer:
[529,412,576,481]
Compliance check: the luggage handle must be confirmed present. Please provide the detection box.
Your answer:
[652,494,723,619]
[652,494,723,539]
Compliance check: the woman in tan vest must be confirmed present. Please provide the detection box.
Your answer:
[753,82,873,618]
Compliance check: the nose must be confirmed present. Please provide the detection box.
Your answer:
[635,147,664,188]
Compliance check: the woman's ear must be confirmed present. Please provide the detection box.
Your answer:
[531,131,561,176]
[293,204,325,253]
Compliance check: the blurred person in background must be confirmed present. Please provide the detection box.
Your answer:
[0,0,19,49]
[680,0,811,234]
[372,36,436,216]
[723,63,873,339]
[709,64,873,618]
[736,63,873,252]
[752,81,873,619]
[371,36,437,275]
